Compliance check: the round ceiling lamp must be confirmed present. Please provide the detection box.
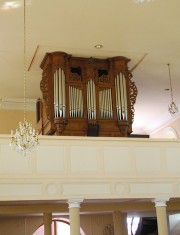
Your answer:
[94,44,103,49]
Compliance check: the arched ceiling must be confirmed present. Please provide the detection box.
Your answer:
[0,0,180,135]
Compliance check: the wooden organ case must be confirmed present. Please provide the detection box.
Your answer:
[38,52,138,137]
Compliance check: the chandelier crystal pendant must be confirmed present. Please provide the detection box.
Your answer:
[167,63,179,116]
[10,0,39,156]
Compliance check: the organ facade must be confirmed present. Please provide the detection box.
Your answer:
[37,52,138,137]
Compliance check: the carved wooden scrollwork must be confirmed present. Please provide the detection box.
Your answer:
[70,73,81,81]
[128,72,138,122]
[99,74,110,83]
[40,64,52,120]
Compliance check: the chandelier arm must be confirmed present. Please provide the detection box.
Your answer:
[167,63,174,102]
[23,0,26,122]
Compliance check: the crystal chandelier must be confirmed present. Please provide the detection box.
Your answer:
[10,0,39,155]
[133,0,154,3]
[167,63,178,116]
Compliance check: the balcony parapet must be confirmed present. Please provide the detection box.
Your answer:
[0,134,180,201]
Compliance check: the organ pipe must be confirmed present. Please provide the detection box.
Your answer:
[115,73,128,121]
[53,68,66,118]
[69,86,83,118]
[87,79,96,119]
[99,88,113,119]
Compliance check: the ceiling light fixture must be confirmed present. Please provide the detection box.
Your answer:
[133,0,154,3]
[94,44,103,49]
[167,63,178,116]
[1,1,21,9]
[10,0,39,156]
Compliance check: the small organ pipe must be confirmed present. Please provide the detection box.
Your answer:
[80,90,83,117]
[90,79,93,119]
[74,87,77,117]
[75,87,77,117]
[116,76,121,121]
[108,89,111,118]
[120,73,125,120]
[99,91,102,118]
[62,70,66,117]
[109,89,111,118]
[72,87,75,117]
[101,90,104,118]
[87,82,90,119]
[107,89,109,118]
[122,74,127,120]
[105,89,108,118]
[115,78,119,120]
[72,86,74,117]
[58,69,62,117]
[69,86,72,117]
[69,86,83,118]
[93,80,96,119]
[117,76,121,120]
[109,88,113,118]
[54,71,56,118]
[77,88,80,116]
[99,88,113,119]
[106,89,109,118]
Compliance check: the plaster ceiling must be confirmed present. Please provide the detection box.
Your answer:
[0,0,180,135]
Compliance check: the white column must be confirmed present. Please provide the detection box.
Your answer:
[68,199,84,235]
[113,211,128,235]
[153,198,169,235]
[43,213,52,235]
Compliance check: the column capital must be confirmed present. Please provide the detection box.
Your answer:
[68,199,84,208]
[153,198,170,207]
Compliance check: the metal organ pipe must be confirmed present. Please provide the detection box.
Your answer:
[115,73,128,121]
[56,70,59,117]
[87,81,90,119]
[62,70,66,117]
[99,91,102,118]
[99,88,113,119]
[108,88,112,118]
[53,68,66,118]
[120,73,125,120]
[69,86,83,118]
[54,71,57,118]
[122,73,128,120]
[115,76,121,120]
[87,79,96,119]
[69,86,72,117]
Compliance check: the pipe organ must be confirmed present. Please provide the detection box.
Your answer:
[38,52,138,137]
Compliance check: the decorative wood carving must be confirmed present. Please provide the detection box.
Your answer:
[38,51,138,137]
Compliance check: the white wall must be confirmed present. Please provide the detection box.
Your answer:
[0,135,180,201]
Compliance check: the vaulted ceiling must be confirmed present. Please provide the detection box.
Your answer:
[0,0,180,135]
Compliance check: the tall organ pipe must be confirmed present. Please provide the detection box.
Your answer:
[53,68,66,118]
[115,73,128,121]
[62,70,66,117]
[58,69,62,117]
[122,74,128,120]
[87,79,96,120]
